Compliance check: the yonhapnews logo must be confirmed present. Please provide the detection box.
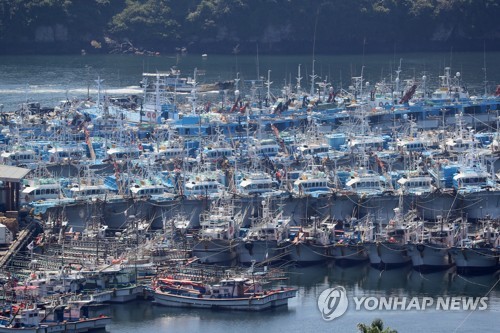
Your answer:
[317,286,349,321]
[317,286,489,321]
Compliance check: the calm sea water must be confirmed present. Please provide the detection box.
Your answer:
[1,52,500,112]
[1,53,499,332]
[101,264,500,333]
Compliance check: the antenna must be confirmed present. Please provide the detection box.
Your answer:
[310,8,319,96]
[483,41,488,96]
[362,37,367,67]
[256,43,260,81]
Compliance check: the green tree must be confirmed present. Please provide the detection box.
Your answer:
[357,318,398,333]
[109,0,181,44]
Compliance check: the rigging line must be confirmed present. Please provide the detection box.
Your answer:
[453,275,500,333]
[445,191,461,222]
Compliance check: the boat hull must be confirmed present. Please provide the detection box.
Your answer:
[153,289,297,311]
[448,247,499,275]
[458,190,500,222]
[407,243,454,272]
[0,317,112,333]
[364,242,411,269]
[331,244,368,266]
[288,242,331,264]
[192,239,239,264]
[109,285,145,303]
[238,240,286,264]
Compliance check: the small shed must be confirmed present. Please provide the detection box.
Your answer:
[0,165,31,212]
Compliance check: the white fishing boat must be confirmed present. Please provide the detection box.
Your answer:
[21,178,61,205]
[151,277,297,311]
[0,301,111,332]
[345,169,388,197]
[235,172,282,197]
[453,152,500,221]
[0,148,38,168]
[292,166,332,198]
[191,200,241,264]
[183,171,225,199]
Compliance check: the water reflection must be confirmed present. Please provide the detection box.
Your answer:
[361,265,412,294]
[406,268,455,296]
[447,272,500,296]
[329,262,369,288]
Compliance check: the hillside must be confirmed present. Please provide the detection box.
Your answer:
[1,0,499,55]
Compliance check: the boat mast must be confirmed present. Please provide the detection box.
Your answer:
[310,60,317,97]
[310,8,319,97]
[296,64,302,94]
[265,70,272,109]
[155,73,161,117]
[95,76,104,110]
[483,44,488,96]
[191,68,198,115]
[394,59,402,102]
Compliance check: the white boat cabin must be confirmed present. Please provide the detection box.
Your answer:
[346,174,386,195]
[293,171,331,197]
[211,278,262,298]
[107,146,141,160]
[348,136,385,152]
[184,179,222,197]
[296,143,331,159]
[22,183,61,203]
[249,141,280,157]
[397,176,434,195]
[68,184,110,200]
[453,169,491,191]
[130,184,166,197]
[201,147,234,162]
[396,140,426,152]
[237,173,278,196]
[0,149,37,166]
[155,147,186,160]
[48,146,84,163]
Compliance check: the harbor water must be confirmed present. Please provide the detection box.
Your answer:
[1,52,500,113]
[1,53,499,332]
[105,264,500,333]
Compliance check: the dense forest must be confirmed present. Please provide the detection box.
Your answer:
[1,0,499,55]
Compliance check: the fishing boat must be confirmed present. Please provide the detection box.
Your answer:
[406,216,456,272]
[292,165,332,198]
[21,177,61,205]
[331,217,372,266]
[364,207,414,269]
[235,172,282,197]
[237,200,291,265]
[151,276,297,311]
[452,155,500,221]
[191,199,241,264]
[0,301,111,332]
[448,219,500,275]
[287,217,333,265]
